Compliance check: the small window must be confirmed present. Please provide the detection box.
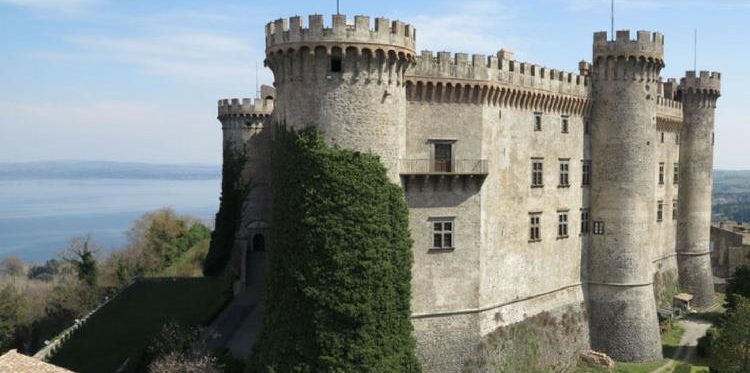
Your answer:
[432,218,454,249]
[593,221,605,235]
[580,209,590,234]
[559,159,570,187]
[660,132,665,143]
[561,116,569,134]
[675,134,680,145]
[531,158,544,187]
[584,120,591,135]
[672,199,678,220]
[673,163,679,184]
[658,162,665,185]
[529,213,541,242]
[582,160,592,186]
[534,114,542,131]
[657,201,664,222]
[558,211,569,239]
[712,132,715,145]
[331,56,342,72]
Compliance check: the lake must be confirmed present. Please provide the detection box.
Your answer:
[0,178,220,263]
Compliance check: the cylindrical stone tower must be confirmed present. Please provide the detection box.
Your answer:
[217,94,274,287]
[264,15,416,181]
[677,71,721,306]
[588,30,664,362]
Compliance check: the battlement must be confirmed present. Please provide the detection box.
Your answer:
[593,30,664,62]
[680,71,721,94]
[217,98,274,118]
[265,14,416,53]
[409,49,589,97]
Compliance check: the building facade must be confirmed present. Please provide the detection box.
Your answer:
[215,14,721,371]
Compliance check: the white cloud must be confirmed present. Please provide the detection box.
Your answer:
[0,0,100,15]
[65,33,262,80]
[408,0,517,55]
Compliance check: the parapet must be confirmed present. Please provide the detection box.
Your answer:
[408,49,590,97]
[217,97,274,119]
[593,30,664,62]
[265,14,416,54]
[680,71,721,95]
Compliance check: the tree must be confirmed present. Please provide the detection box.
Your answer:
[711,296,750,372]
[248,128,420,372]
[0,284,28,353]
[1,257,24,277]
[62,235,99,287]
[726,265,750,311]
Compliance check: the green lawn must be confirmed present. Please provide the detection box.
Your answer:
[575,359,670,373]
[48,277,231,373]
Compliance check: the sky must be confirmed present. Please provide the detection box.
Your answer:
[0,0,747,168]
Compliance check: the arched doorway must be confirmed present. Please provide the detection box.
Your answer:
[252,233,265,252]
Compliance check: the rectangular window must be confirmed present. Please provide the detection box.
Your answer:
[559,159,570,187]
[673,163,679,184]
[534,113,542,131]
[432,218,454,249]
[531,158,544,187]
[529,213,541,242]
[582,160,592,186]
[584,120,591,135]
[676,134,680,144]
[673,199,678,220]
[659,162,665,184]
[657,201,664,222]
[558,211,569,238]
[593,221,605,235]
[660,132,665,143]
[581,209,590,234]
[433,143,452,173]
[561,116,569,134]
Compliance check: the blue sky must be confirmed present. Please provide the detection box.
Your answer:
[0,0,747,168]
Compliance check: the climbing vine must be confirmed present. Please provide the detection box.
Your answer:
[203,143,249,276]
[248,127,421,372]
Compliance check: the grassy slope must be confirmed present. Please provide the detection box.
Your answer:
[48,277,230,373]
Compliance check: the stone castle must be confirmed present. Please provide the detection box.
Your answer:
[215,13,722,371]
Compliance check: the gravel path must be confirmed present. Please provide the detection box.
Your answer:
[650,318,713,373]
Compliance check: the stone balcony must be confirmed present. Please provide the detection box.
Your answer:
[398,159,489,176]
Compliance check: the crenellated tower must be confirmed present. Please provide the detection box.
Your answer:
[217,88,275,288]
[588,30,664,362]
[264,15,416,181]
[677,71,721,306]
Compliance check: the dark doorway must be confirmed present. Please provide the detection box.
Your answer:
[253,234,265,252]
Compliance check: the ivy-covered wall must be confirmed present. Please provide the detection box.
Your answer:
[467,305,589,373]
[203,144,249,276]
[248,128,420,372]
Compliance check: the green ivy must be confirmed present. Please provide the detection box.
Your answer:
[247,127,421,372]
[203,144,249,276]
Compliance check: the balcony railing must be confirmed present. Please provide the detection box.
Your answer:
[399,159,489,176]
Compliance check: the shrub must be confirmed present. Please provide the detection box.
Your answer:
[248,128,420,372]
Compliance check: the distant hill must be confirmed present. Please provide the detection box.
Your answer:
[713,170,750,223]
[0,161,220,180]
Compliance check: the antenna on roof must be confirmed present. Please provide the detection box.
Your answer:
[337,0,340,15]
[611,0,615,40]
[694,28,698,71]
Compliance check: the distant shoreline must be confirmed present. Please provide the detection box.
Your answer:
[0,160,221,180]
